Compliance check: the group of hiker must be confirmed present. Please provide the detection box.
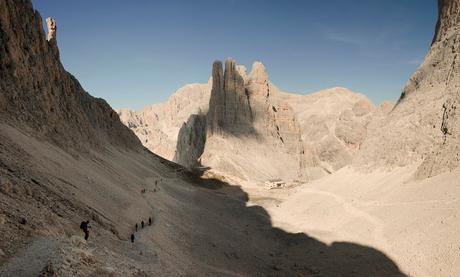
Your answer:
[130,217,153,243]
[79,216,153,243]
[79,179,160,243]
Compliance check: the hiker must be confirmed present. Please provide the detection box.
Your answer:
[80,220,90,241]
[141,220,144,228]
[148,217,152,226]
[130,233,135,243]
[135,223,138,232]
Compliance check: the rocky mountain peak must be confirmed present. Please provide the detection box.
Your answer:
[46,17,57,41]
[236,65,248,83]
[207,58,253,136]
[434,0,460,43]
[249,61,268,84]
[247,62,269,98]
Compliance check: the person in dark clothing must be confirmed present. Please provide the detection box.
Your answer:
[130,233,135,243]
[80,220,90,241]
[135,223,138,232]
[141,220,144,228]
[148,217,152,226]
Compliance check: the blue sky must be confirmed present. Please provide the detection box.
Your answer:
[32,0,437,110]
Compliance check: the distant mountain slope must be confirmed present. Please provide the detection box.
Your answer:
[120,64,384,181]
[118,82,211,160]
[279,87,391,175]
[354,0,460,178]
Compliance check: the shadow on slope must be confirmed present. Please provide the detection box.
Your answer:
[173,169,406,276]
[0,126,405,276]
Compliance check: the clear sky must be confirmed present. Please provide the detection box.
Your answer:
[32,0,437,110]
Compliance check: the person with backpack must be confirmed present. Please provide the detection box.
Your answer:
[80,220,90,241]
[130,233,135,243]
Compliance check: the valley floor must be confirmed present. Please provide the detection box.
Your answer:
[0,123,404,276]
[2,123,457,276]
[238,166,460,277]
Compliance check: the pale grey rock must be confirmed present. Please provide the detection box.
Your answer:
[200,59,307,181]
[281,87,376,176]
[46,17,56,41]
[247,61,269,97]
[236,65,248,84]
[118,82,211,160]
[121,64,377,182]
[354,0,460,179]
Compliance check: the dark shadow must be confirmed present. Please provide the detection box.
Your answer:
[173,113,207,169]
[170,168,406,276]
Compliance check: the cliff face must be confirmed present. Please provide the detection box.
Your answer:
[433,0,460,43]
[196,59,307,180]
[0,0,141,151]
[207,59,254,136]
[165,59,377,181]
[355,0,460,178]
[173,114,207,167]
[281,88,379,175]
[120,58,377,180]
[118,82,211,159]
[206,59,304,154]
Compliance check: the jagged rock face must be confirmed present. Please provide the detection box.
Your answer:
[354,0,460,178]
[280,87,378,176]
[207,59,303,151]
[207,59,254,136]
[118,82,211,159]
[45,17,56,41]
[247,62,269,97]
[173,114,207,168]
[199,59,307,181]
[120,60,377,181]
[0,0,141,151]
[433,0,460,43]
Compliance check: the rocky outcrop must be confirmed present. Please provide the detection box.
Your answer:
[206,59,304,151]
[247,62,269,97]
[281,87,377,176]
[0,0,141,152]
[207,59,254,136]
[199,59,307,181]
[173,114,207,168]
[433,0,460,43]
[355,0,460,178]
[46,17,56,41]
[118,82,211,159]
[120,61,377,181]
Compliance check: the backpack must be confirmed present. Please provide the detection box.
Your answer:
[80,221,86,230]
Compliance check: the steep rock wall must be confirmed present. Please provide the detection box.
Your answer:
[355,0,460,178]
[0,0,141,152]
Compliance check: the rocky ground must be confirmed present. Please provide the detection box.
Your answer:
[0,121,406,276]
